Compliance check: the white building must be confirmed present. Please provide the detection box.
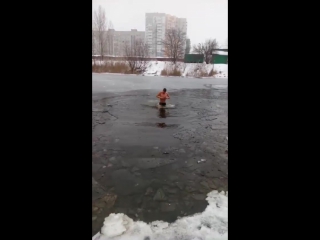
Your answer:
[145,13,187,57]
[93,29,145,56]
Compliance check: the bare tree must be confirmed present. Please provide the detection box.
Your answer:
[92,29,96,66]
[162,28,186,64]
[192,39,219,64]
[123,39,150,74]
[93,6,108,61]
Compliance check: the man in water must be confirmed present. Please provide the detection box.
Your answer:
[157,88,170,107]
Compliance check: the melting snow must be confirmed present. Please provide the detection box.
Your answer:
[93,190,228,240]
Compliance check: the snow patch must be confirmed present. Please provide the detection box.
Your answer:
[144,61,165,76]
[93,190,228,240]
[214,64,228,78]
[101,214,134,238]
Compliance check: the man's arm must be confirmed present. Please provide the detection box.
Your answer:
[166,93,170,99]
[156,92,161,99]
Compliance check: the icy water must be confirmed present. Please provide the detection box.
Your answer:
[92,75,228,236]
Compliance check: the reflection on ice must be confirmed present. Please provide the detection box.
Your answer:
[158,109,167,118]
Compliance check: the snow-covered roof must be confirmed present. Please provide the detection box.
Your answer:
[215,51,228,56]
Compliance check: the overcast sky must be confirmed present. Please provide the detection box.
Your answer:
[92,0,228,47]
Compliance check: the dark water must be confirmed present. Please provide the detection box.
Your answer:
[92,88,228,236]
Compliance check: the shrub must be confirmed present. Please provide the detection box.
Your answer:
[161,66,182,76]
[209,68,218,77]
[92,61,130,73]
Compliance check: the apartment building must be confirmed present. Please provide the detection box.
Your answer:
[145,13,187,57]
[93,29,145,56]
[145,13,166,57]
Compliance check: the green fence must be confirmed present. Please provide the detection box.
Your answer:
[184,54,204,63]
[184,53,227,64]
[211,54,228,64]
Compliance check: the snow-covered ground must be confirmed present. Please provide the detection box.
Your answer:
[92,60,228,78]
[93,190,228,240]
[145,61,228,78]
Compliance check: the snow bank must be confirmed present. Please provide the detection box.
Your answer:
[93,60,228,78]
[144,61,165,76]
[145,61,228,78]
[213,64,228,78]
[93,190,228,240]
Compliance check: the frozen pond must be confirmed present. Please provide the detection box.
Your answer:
[92,73,227,94]
[92,74,228,238]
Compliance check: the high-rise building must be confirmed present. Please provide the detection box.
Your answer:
[145,13,187,57]
[185,39,191,54]
[176,18,187,54]
[176,18,187,35]
[145,13,166,57]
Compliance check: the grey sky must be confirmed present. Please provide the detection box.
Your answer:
[92,0,228,47]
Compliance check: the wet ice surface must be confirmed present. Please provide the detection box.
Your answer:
[92,74,228,237]
[92,73,227,94]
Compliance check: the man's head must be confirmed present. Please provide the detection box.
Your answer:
[163,88,167,92]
